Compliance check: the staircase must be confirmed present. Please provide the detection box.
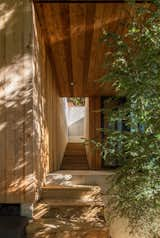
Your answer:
[61,143,89,170]
[27,176,109,238]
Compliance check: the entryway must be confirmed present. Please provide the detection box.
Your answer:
[61,98,89,170]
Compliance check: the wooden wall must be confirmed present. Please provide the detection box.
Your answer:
[85,97,101,169]
[0,1,68,204]
[33,4,68,180]
[0,0,34,202]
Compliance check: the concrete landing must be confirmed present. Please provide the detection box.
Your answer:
[46,170,113,187]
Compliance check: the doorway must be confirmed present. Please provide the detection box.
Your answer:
[66,97,85,143]
[61,97,89,170]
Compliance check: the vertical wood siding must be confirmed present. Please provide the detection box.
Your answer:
[0,0,34,202]
[33,5,68,182]
[0,1,68,203]
[85,97,101,169]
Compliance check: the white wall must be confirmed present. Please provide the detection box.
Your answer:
[67,106,85,139]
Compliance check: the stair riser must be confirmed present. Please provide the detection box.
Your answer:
[63,157,87,160]
[61,143,88,170]
[65,151,86,155]
[62,158,88,161]
[46,174,107,186]
[61,167,89,169]
[41,190,97,199]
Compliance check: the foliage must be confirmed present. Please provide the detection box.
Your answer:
[67,97,85,106]
[98,1,160,237]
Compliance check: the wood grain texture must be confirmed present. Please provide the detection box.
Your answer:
[34,2,151,97]
[85,97,101,169]
[0,0,34,203]
[33,4,68,178]
[0,0,68,203]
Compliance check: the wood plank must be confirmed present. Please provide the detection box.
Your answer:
[59,4,74,95]
[5,0,18,202]
[13,0,25,202]
[34,2,152,96]
[42,3,71,96]
[87,97,101,169]
[69,4,86,96]
[23,0,34,202]
[87,4,112,95]
[0,6,6,202]
[83,3,96,95]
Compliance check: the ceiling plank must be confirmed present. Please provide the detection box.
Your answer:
[58,3,74,95]
[69,4,86,96]
[44,3,71,96]
[83,3,96,95]
[34,2,152,97]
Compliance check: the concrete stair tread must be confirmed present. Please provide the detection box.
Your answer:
[27,219,108,238]
[27,168,108,238]
[45,170,109,186]
[39,199,104,207]
[27,218,106,229]
[42,185,100,190]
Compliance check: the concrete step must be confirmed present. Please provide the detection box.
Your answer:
[27,173,108,238]
[27,229,109,238]
[27,205,108,238]
[37,199,103,209]
[33,202,104,220]
[27,218,108,238]
[41,185,101,200]
[46,170,112,187]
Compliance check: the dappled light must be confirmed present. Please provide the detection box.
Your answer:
[0,3,15,30]
[0,0,35,202]
[46,173,73,186]
[0,53,34,201]
[28,204,106,238]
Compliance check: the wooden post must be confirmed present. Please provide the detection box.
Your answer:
[85,97,101,170]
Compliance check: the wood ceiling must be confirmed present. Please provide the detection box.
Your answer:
[34,1,149,97]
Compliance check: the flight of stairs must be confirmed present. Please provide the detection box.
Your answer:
[61,143,89,170]
[27,183,109,238]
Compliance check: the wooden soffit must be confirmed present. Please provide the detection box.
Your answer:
[34,1,151,96]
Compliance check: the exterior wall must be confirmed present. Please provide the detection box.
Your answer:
[0,1,68,204]
[33,5,68,177]
[0,0,34,202]
[56,98,68,169]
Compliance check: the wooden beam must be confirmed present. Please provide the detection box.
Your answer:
[87,96,101,169]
